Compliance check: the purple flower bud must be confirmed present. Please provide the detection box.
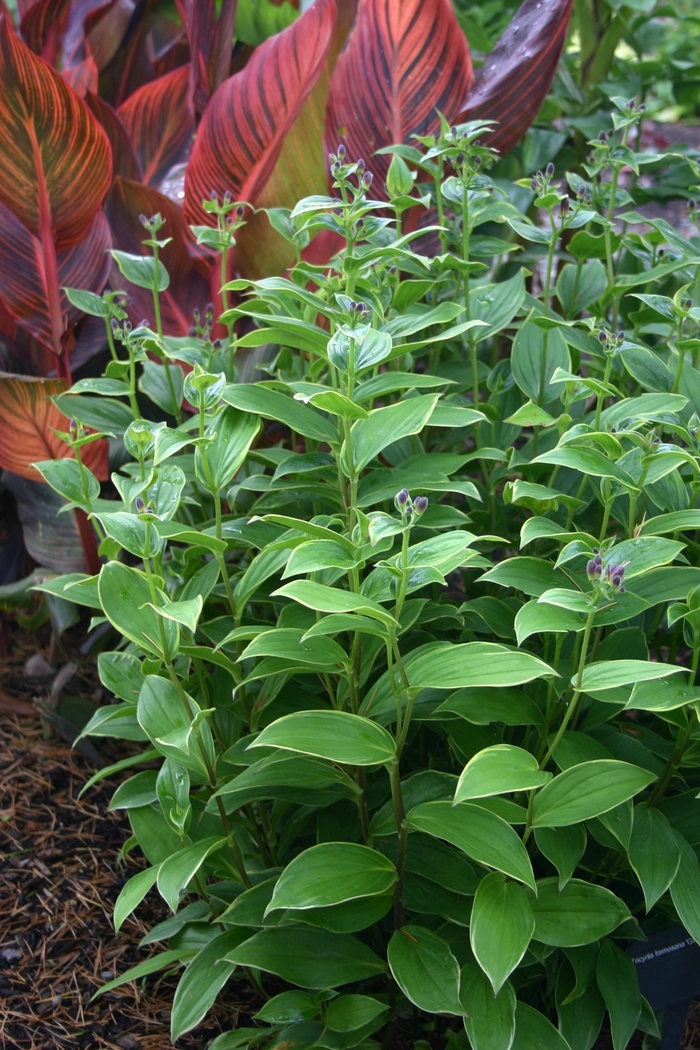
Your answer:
[560,197,570,216]
[599,331,607,344]
[587,559,597,577]
[530,178,539,192]
[536,170,544,179]
[210,191,218,202]
[135,496,145,512]
[546,162,555,177]
[139,213,149,227]
[338,144,346,159]
[639,103,645,113]
[396,488,409,507]
[206,303,214,318]
[357,158,365,174]
[473,155,482,168]
[685,299,693,310]
[606,129,614,139]
[193,308,200,322]
[450,126,458,139]
[626,99,635,110]
[617,331,624,343]
[236,204,245,220]
[224,190,232,204]
[414,496,428,515]
[188,326,197,336]
[362,171,373,189]
[599,131,607,142]
[389,266,397,275]
[690,200,697,212]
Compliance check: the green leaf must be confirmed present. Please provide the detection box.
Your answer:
[530,879,630,946]
[55,391,134,434]
[239,629,349,671]
[98,562,178,660]
[531,447,638,489]
[534,825,587,890]
[579,661,683,691]
[94,511,163,559]
[479,557,577,597]
[139,361,184,416]
[299,389,369,421]
[512,1001,572,1050]
[111,250,169,291]
[470,270,526,342]
[272,580,398,627]
[347,395,439,475]
[437,688,544,728]
[108,770,158,811]
[407,801,536,890]
[283,540,359,577]
[137,675,213,776]
[146,596,203,634]
[516,600,583,644]
[596,940,641,1050]
[249,710,396,766]
[64,287,111,317]
[323,996,388,1032]
[222,384,336,442]
[628,804,680,912]
[531,761,655,827]
[171,930,250,1040]
[157,836,227,913]
[640,510,700,536]
[196,407,261,492]
[255,991,320,1024]
[114,865,160,932]
[460,962,516,1050]
[267,843,396,913]
[34,457,99,508]
[408,642,555,690]
[454,745,551,802]
[93,949,186,998]
[556,261,606,315]
[511,323,570,404]
[470,872,534,994]
[625,678,700,713]
[224,927,386,988]
[669,835,700,943]
[98,651,143,702]
[387,926,462,1015]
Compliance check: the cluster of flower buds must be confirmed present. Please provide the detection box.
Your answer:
[139,213,165,232]
[328,146,374,193]
[587,549,627,594]
[598,328,625,352]
[111,317,133,341]
[135,496,155,515]
[530,162,556,194]
[188,303,216,340]
[394,489,428,520]
[68,419,90,442]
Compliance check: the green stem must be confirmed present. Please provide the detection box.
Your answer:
[388,759,407,928]
[539,608,596,771]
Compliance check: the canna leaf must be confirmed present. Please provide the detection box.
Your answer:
[457,0,575,157]
[184,0,335,234]
[0,373,108,482]
[178,0,236,115]
[117,64,194,188]
[324,0,473,194]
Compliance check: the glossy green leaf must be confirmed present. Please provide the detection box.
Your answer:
[579,661,683,692]
[255,991,319,1024]
[347,395,440,474]
[171,930,251,1039]
[222,383,336,442]
[531,761,655,828]
[387,926,462,1015]
[512,1001,572,1050]
[323,995,388,1032]
[408,642,554,690]
[470,872,534,994]
[534,825,587,890]
[224,927,386,988]
[111,250,169,291]
[407,801,536,890]
[669,835,700,943]
[249,710,396,766]
[460,962,516,1050]
[596,940,641,1050]
[273,579,398,627]
[157,836,227,913]
[628,804,681,912]
[455,745,551,802]
[530,879,630,946]
[98,561,178,660]
[114,865,160,932]
[267,843,396,913]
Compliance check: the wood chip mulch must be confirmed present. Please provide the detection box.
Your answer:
[0,713,257,1050]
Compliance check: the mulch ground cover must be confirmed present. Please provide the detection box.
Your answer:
[2,620,700,1049]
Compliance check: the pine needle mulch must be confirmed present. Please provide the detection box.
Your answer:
[0,713,255,1050]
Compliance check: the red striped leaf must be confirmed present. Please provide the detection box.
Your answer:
[0,14,112,250]
[20,0,69,63]
[117,63,194,187]
[0,202,111,350]
[0,373,108,482]
[324,0,472,193]
[85,90,143,182]
[104,176,211,335]
[184,0,335,232]
[62,55,98,96]
[178,0,235,116]
[84,0,135,71]
[233,0,355,279]
[457,0,574,157]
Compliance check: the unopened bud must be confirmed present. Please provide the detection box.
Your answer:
[531,178,539,192]
[357,158,365,174]
[560,197,569,216]
[546,162,555,177]
[599,330,607,344]
[395,488,409,509]
[338,144,346,159]
[223,190,231,204]
[139,213,149,227]
[606,129,613,139]
[210,191,218,202]
[414,496,428,515]
[135,496,145,512]
[685,299,693,310]
[236,205,245,220]
[362,171,373,189]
